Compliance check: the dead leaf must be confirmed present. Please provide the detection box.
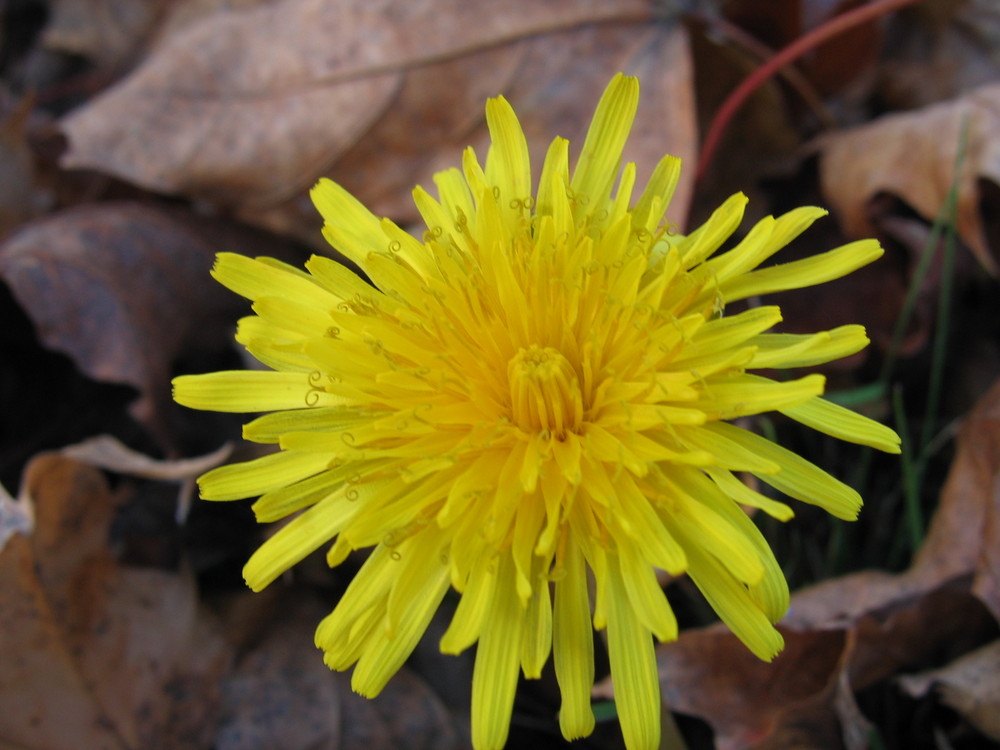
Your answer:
[0,93,51,238]
[645,581,993,750]
[0,202,306,446]
[59,0,699,234]
[214,592,466,750]
[819,82,1000,274]
[60,434,233,521]
[0,478,32,553]
[907,374,1000,621]
[42,0,171,72]
[877,0,1000,111]
[899,639,1000,741]
[0,453,232,750]
[362,668,466,750]
[649,626,848,750]
[248,20,698,247]
[62,435,231,482]
[214,595,344,750]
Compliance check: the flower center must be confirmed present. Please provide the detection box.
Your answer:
[507,345,583,438]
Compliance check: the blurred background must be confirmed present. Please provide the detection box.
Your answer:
[1,1,999,748]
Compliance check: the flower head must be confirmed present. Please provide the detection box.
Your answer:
[173,74,900,750]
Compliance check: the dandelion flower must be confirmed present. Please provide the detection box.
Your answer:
[173,74,900,750]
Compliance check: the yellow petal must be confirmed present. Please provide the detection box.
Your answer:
[604,551,661,750]
[520,573,552,678]
[440,552,496,654]
[484,94,532,214]
[706,467,794,522]
[709,422,863,520]
[311,178,390,271]
[673,305,782,364]
[173,370,349,412]
[570,73,639,214]
[631,154,682,235]
[211,252,337,308]
[706,206,827,280]
[471,556,524,750]
[199,450,329,501]
[354,531,450,696]
[677,525,784,660]
[782,396,902,453]
[553,536,596,740]
[749,324,869,368]
[243,489,361,591]
[719,239,884,303]
[252,463,368,522]
[614,538,678,642]
[690,373,825,419]
[674,192,747,268]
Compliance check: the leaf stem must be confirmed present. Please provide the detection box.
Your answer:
[695,0,924,181]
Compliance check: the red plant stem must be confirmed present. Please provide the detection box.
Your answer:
[695,0,925,182]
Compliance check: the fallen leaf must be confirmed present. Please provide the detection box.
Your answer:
[0,93,51,238]
[0,453,232,750]
[819,82,1000,274]
[650,626,848,750]
[214,592,466,750]
[912,376,1000,622]
[248,20,698,246]
[0,477,32,553]
[646,581,993,750]
[61,434,232,482]
[214,595,344,750]
[59,0,699,234]
[61,434,233,521]
[0,202,306,447]
[899,639,1000,741]
[876,0,1000,111]
[42,0,171,72]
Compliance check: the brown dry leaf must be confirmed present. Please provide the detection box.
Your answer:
[877,0,1000,111]
[0,202,305,446]
[61,435,233,521]
[819,83,1000,274]
[214,595,345,750]
[0,478,32,556]
[61,434,232,482]
[42,0,172,71]
[899,639,1000,741]
[0,94,51,238]
[649,626,848,750]
[60,0,699,236]
[0,453,232,750]
[648,583,992,750]
[907,377,1000,621]
[629,378,1000,747]
[214,593,465,750]
[259,19,697,243]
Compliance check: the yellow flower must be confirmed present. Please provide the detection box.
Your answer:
[173,74,899,750]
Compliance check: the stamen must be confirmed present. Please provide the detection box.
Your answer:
[508,345,584,438]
